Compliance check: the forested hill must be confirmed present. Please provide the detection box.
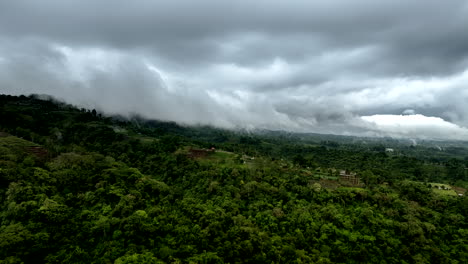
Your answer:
[1,94,467,263]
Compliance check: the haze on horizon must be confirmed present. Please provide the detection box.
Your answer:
[1,0,468,140]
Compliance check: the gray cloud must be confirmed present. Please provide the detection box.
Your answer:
[1,0,468,140]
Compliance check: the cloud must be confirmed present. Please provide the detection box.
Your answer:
[402,109,416,115]
[0,1,468,140]
[361,114,468,140]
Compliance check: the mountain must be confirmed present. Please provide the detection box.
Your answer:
[0,94,467,263]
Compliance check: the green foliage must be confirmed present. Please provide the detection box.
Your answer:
[115,251,162,264]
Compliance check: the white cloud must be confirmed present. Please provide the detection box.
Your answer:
[402,109,416,115]
[362,114,468,140]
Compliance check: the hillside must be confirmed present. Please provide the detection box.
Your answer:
[0,94,467,263]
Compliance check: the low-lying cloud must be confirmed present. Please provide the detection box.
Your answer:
[362,114,468,140]
[1,1,468,140]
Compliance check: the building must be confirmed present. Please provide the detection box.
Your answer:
[339,170,360,185]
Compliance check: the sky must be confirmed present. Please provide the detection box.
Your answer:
[1,0,468,140]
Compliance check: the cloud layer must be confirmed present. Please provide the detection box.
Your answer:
[362,114,468,140]
[1,0,468,140]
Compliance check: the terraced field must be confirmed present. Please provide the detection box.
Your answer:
[0,134,43,159]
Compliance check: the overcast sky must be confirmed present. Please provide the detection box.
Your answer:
[1,0,468,140]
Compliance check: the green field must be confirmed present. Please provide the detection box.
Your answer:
[0,135,39,159]
[428,183,458,196]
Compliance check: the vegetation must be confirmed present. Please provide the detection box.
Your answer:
[0,94,467,263]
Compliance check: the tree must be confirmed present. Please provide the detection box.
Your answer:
[361,170,378,186]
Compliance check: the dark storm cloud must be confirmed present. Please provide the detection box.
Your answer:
[1,0,468,139]
[2,0,467,72]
